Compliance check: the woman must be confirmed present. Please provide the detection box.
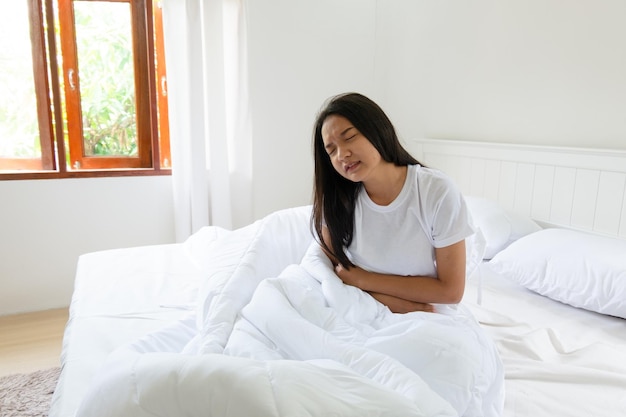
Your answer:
[311,92,475,314]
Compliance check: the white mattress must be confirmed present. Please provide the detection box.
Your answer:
[50,243,205,417]
[50,238,626,417]
[463,264,626,417]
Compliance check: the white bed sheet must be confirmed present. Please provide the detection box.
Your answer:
[49,243,204,417]
[50,230,626,417]
[463,264,626,417]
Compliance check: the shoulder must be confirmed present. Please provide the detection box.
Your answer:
[412,165,459,193]
[411,166,474,246]
[411,165,466,217]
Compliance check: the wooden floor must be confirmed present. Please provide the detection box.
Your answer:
[0,307,68,377]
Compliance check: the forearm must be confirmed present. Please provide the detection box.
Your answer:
[361,271,464,304]
[337,265,464,304]
[368,292,434,314]
[336,240,467,304]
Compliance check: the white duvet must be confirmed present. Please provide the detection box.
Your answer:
[76,207,504,417]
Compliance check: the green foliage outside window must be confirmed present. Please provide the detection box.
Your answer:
[75,1,137,157]
[0,2,41,159]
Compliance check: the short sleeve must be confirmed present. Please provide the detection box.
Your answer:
[417,169,475,248]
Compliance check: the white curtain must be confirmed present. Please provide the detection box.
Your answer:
[162,0,252,242]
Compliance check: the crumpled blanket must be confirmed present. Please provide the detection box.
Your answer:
[76,207,504,417]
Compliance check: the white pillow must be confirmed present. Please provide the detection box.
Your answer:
[488,228,626,319]
[465,196,541,259]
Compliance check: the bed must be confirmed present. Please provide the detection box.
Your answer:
[49,139,626,417]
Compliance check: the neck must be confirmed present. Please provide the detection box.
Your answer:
[363,164,407,206]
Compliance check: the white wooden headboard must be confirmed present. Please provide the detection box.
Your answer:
[409,138,626,240]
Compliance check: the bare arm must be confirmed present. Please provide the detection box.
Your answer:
[320,226,339,266]
[321,226,466,312]
[334,240,467,305]
[367,292,435,313]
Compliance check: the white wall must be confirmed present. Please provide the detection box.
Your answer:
[246,0,382,220]
[245,0,626,223]
[0,176,175,315]
[3,0,624,315]
[375,0,626,150]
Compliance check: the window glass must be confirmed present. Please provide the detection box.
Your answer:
[73,1,137,157]
[0,1,42,162]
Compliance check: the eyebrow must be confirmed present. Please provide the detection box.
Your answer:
[340,127,354,136]
[324,126,355,150]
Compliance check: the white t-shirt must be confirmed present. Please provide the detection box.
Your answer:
[346,164,474,277]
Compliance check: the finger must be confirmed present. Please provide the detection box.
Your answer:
[415,302,435,313]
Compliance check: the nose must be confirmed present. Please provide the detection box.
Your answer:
[336,144,351,160]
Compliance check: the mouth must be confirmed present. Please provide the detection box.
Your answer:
[344,162,360,173]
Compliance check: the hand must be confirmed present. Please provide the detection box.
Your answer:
[408,302,435,313]
[334,263,364,288]
[369,292,435,314]
[335,264,435,313]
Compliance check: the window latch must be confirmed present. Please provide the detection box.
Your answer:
[68,69,76,91]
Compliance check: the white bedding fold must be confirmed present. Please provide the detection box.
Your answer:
[76,208,504,417]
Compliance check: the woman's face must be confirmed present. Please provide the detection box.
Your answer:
[321,115,383,183]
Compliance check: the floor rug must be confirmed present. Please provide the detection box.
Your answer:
[0,368,60,417]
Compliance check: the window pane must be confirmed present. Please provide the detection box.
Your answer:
[0,1,42,160]
[74,1,137,157]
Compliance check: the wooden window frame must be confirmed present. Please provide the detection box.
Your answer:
[0,0,170,180]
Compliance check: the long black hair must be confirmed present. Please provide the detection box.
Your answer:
[311,92,422,267]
